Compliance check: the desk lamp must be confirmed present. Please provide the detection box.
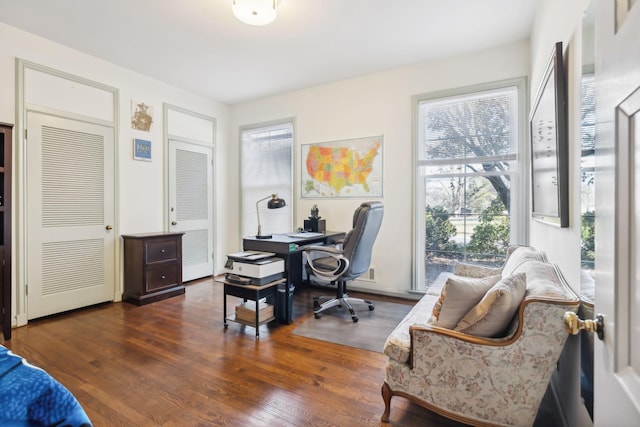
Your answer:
[256,194,286,239]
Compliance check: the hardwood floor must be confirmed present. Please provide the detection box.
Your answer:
[2,278,516,426]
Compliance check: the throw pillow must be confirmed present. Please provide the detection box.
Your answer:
[454,272,527,337]
[501,247,546,277]
[429,274,502,329]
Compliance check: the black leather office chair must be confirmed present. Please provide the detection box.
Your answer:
[303,201,384,322]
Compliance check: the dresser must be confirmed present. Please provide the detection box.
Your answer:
[0,124,12,340]
[122,232,185,305]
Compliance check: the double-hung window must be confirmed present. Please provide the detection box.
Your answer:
[240,120,294,238]
[580,71,595,275]
[413,78,527,292]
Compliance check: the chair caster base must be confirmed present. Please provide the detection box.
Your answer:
[315,313,322,319]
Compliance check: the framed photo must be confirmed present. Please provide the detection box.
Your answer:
[133,138,152,161]
[529,41,569,227]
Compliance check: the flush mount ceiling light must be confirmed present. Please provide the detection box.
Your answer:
[232,0,281,26]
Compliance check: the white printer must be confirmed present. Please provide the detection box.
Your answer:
[224,251,285,285]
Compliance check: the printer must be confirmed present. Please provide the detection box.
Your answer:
[224,251,285,285]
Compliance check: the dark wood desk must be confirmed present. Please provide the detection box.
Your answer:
[243,231,345,291]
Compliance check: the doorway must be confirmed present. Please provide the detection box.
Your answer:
[26,111,116,319]
[168,139,214,282]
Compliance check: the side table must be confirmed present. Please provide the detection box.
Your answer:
[122,232,185,305]
[220,278,286,338]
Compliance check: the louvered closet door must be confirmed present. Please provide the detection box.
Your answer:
[168,140,213,282]
[26,112,115,319]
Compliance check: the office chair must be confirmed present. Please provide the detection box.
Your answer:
[303,201,384,322]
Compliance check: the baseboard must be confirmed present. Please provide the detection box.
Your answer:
[307,278,422,301]
[548,380,569,427]
[546,361,593,427]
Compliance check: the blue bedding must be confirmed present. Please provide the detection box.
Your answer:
[0,345,92,427]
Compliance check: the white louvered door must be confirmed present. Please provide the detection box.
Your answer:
[168,140,213,282]
[26,112,115,319]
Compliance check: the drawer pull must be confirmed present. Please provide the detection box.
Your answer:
[161,249,165,253]
[161,275,166,279]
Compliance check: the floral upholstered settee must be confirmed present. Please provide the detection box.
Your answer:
[381,246,580,427]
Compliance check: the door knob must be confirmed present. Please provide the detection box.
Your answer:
[171,221,177,226]
[563,311,604,340]
[105,225,113,230]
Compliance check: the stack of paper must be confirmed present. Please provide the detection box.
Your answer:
[235,302,274,323]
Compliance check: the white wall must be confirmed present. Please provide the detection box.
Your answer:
[229,41,530,296]
[529,1,592,426]
[0,23,229,232]
[0,23,230,314]
[529,0,590,292]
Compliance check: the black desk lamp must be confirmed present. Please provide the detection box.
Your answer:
[256,194,286,239]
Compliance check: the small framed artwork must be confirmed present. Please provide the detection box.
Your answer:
[133,138,152,161]
[131,100,154,132]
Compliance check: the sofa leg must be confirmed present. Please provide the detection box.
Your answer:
[381,382,392,422]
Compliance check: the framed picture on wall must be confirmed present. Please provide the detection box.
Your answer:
[133,138,152,161]
[301,135,383,198]
[529,41,569,227]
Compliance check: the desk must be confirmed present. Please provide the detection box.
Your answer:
[243,231,345,291]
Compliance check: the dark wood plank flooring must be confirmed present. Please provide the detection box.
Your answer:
[2,278,513,426]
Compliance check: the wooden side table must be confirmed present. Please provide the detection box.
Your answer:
[220,278,286,338]
[122,232,185,305]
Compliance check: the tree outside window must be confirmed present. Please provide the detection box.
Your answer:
[415,81,524,291]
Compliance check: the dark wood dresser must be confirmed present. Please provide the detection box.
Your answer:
[122,232,185,305]
[0,123,12,340]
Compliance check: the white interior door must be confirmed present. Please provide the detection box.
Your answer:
[168,140,213,282]
[26,112,115,319]
[594,1,640,424]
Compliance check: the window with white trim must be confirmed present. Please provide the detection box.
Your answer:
[240,121,294,238]
[414,78,527,291]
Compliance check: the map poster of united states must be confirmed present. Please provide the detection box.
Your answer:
[301,135,383,198]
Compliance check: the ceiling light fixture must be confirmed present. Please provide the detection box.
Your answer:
[232,0,280,26]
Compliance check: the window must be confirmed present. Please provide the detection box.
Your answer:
[413,78,527,292]
[580,72,595,276]
[240,120,294,238]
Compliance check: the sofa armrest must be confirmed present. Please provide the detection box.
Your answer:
[453,262,502,278]
[400,301,576,426]
[408,323,509,369]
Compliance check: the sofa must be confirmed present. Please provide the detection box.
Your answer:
[381,246,580,427]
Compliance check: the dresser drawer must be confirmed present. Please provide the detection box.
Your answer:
[145,239,178,264]
[145,264,180,292]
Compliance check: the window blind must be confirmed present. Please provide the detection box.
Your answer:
[240,122,294,237]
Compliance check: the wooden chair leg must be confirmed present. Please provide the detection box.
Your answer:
[381,382,392,422]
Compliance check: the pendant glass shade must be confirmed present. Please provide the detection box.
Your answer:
[233,0,279,26]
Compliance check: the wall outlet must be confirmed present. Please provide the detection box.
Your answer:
[359,267,376,282]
